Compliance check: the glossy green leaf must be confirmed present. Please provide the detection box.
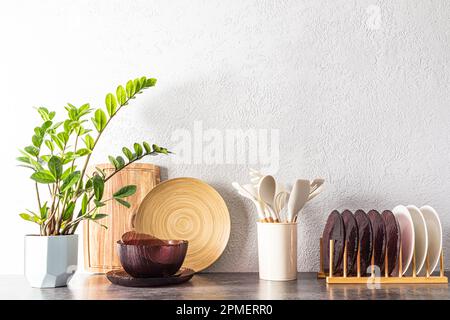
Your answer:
[81,194,88,215]
[122,147,133,160]
[108,155,119,169]
[84,134,94,150]
[133,143,143,157]
[113,185,136,199]
[30,170,56,184]
[116,156,125,169]
[115,198,131,208]
[145,78,157,87]
[105,93,117,116]
[116,85,127,105]
[143,141,152,154]
[88,213,108,221]
[60,171,81,192]
[92,174,104,201]
[62,202,75,220]
[92,109,107,132]
[76,148,91,156]
[48,156,62,179]
[94,200,105,208]
[45,140,54,152]
[126,80,135,98]
[24,146,39,157]
[32,135,43,148]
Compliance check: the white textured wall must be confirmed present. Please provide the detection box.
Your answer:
[0,0,449,274]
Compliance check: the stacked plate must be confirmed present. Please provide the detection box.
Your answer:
[322,205,442,276]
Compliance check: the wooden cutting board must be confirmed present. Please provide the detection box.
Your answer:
[83,163,160,273]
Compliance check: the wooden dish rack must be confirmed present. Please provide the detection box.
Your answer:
[317,238,448,284]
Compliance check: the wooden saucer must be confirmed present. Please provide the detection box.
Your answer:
[106,268,195,287]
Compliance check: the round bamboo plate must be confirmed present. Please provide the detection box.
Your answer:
[135,177,230,272]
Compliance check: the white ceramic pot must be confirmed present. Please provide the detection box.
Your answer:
[257,222,297,281]
[24,234,78,288]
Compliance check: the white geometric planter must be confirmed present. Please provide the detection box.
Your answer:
[24,235,78,288]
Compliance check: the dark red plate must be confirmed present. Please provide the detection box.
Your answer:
[354,210,373,276]
[367,210,386,271]
[381,210,401,276]
[338,210,358,275]
[322,210,345,274]
[106,268,194,287]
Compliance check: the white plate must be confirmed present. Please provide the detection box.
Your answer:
[406,205,428,275]
[392,205,415,275]
[419,205,442,275]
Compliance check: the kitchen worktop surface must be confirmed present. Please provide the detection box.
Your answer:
[0,272,448,300]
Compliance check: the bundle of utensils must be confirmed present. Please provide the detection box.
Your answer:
[232,168,325,223]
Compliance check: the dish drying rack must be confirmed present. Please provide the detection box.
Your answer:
[317,238,448,284]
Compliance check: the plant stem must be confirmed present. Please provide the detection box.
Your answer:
[35,182,42,210]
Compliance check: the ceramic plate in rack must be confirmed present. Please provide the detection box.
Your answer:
[392,205,415,275]
[381,210,400,276]
[354,210,373,276]
[419,205,442,276]
[406,205,428,275]
[339,210,358,275]
[367,210,386,270]
[322,210,345,275]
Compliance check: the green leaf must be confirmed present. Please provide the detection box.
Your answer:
[145,78,157,87]
[116,85,127,105]
[40,155,51,162]
[92,109,107,132]
[94,200,106,208]
[116,156,125,169]
[108,155,119,169]
[143,141,152,154]
[19,213,35,222]
[41,120,53,132]
[115,198,131,208]
[31,170,56,184]
[17,156,31,164]
[133,78,140,93]
[24,146,39,157]
[126,80,135,98]
[49,111,56,120]
[62,202,75,220]
[40,202,48,219]
[60,171,81,192]
[76,148,91,156]
[48,156,62,179]
[84,134,94,150]
[81,194,88,215]
[105,93,117,116]
[32,135,43,148]
[51,134,64,151]
[34,127,43,137]
[57,132,69,145]
[61,166,75,180]
[88,213,108,221]
[92,174,104,201]
[113,185,136,199]
[37,107,50,121]
[122,147,133,160]
[45,140,54,152]
[139,76,147,89]
[134,143,143,157]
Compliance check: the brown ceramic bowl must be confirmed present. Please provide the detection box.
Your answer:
[117,239,188,278]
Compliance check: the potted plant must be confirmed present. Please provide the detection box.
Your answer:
[18,76,169,288]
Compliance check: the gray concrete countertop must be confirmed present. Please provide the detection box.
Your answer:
[0,272,448,300]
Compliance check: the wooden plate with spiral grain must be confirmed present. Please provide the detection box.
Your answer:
[135,177,230,272]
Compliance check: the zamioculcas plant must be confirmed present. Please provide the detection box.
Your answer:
[18,76,169,236]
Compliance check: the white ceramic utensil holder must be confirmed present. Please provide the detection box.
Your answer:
[257,222,297,281]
